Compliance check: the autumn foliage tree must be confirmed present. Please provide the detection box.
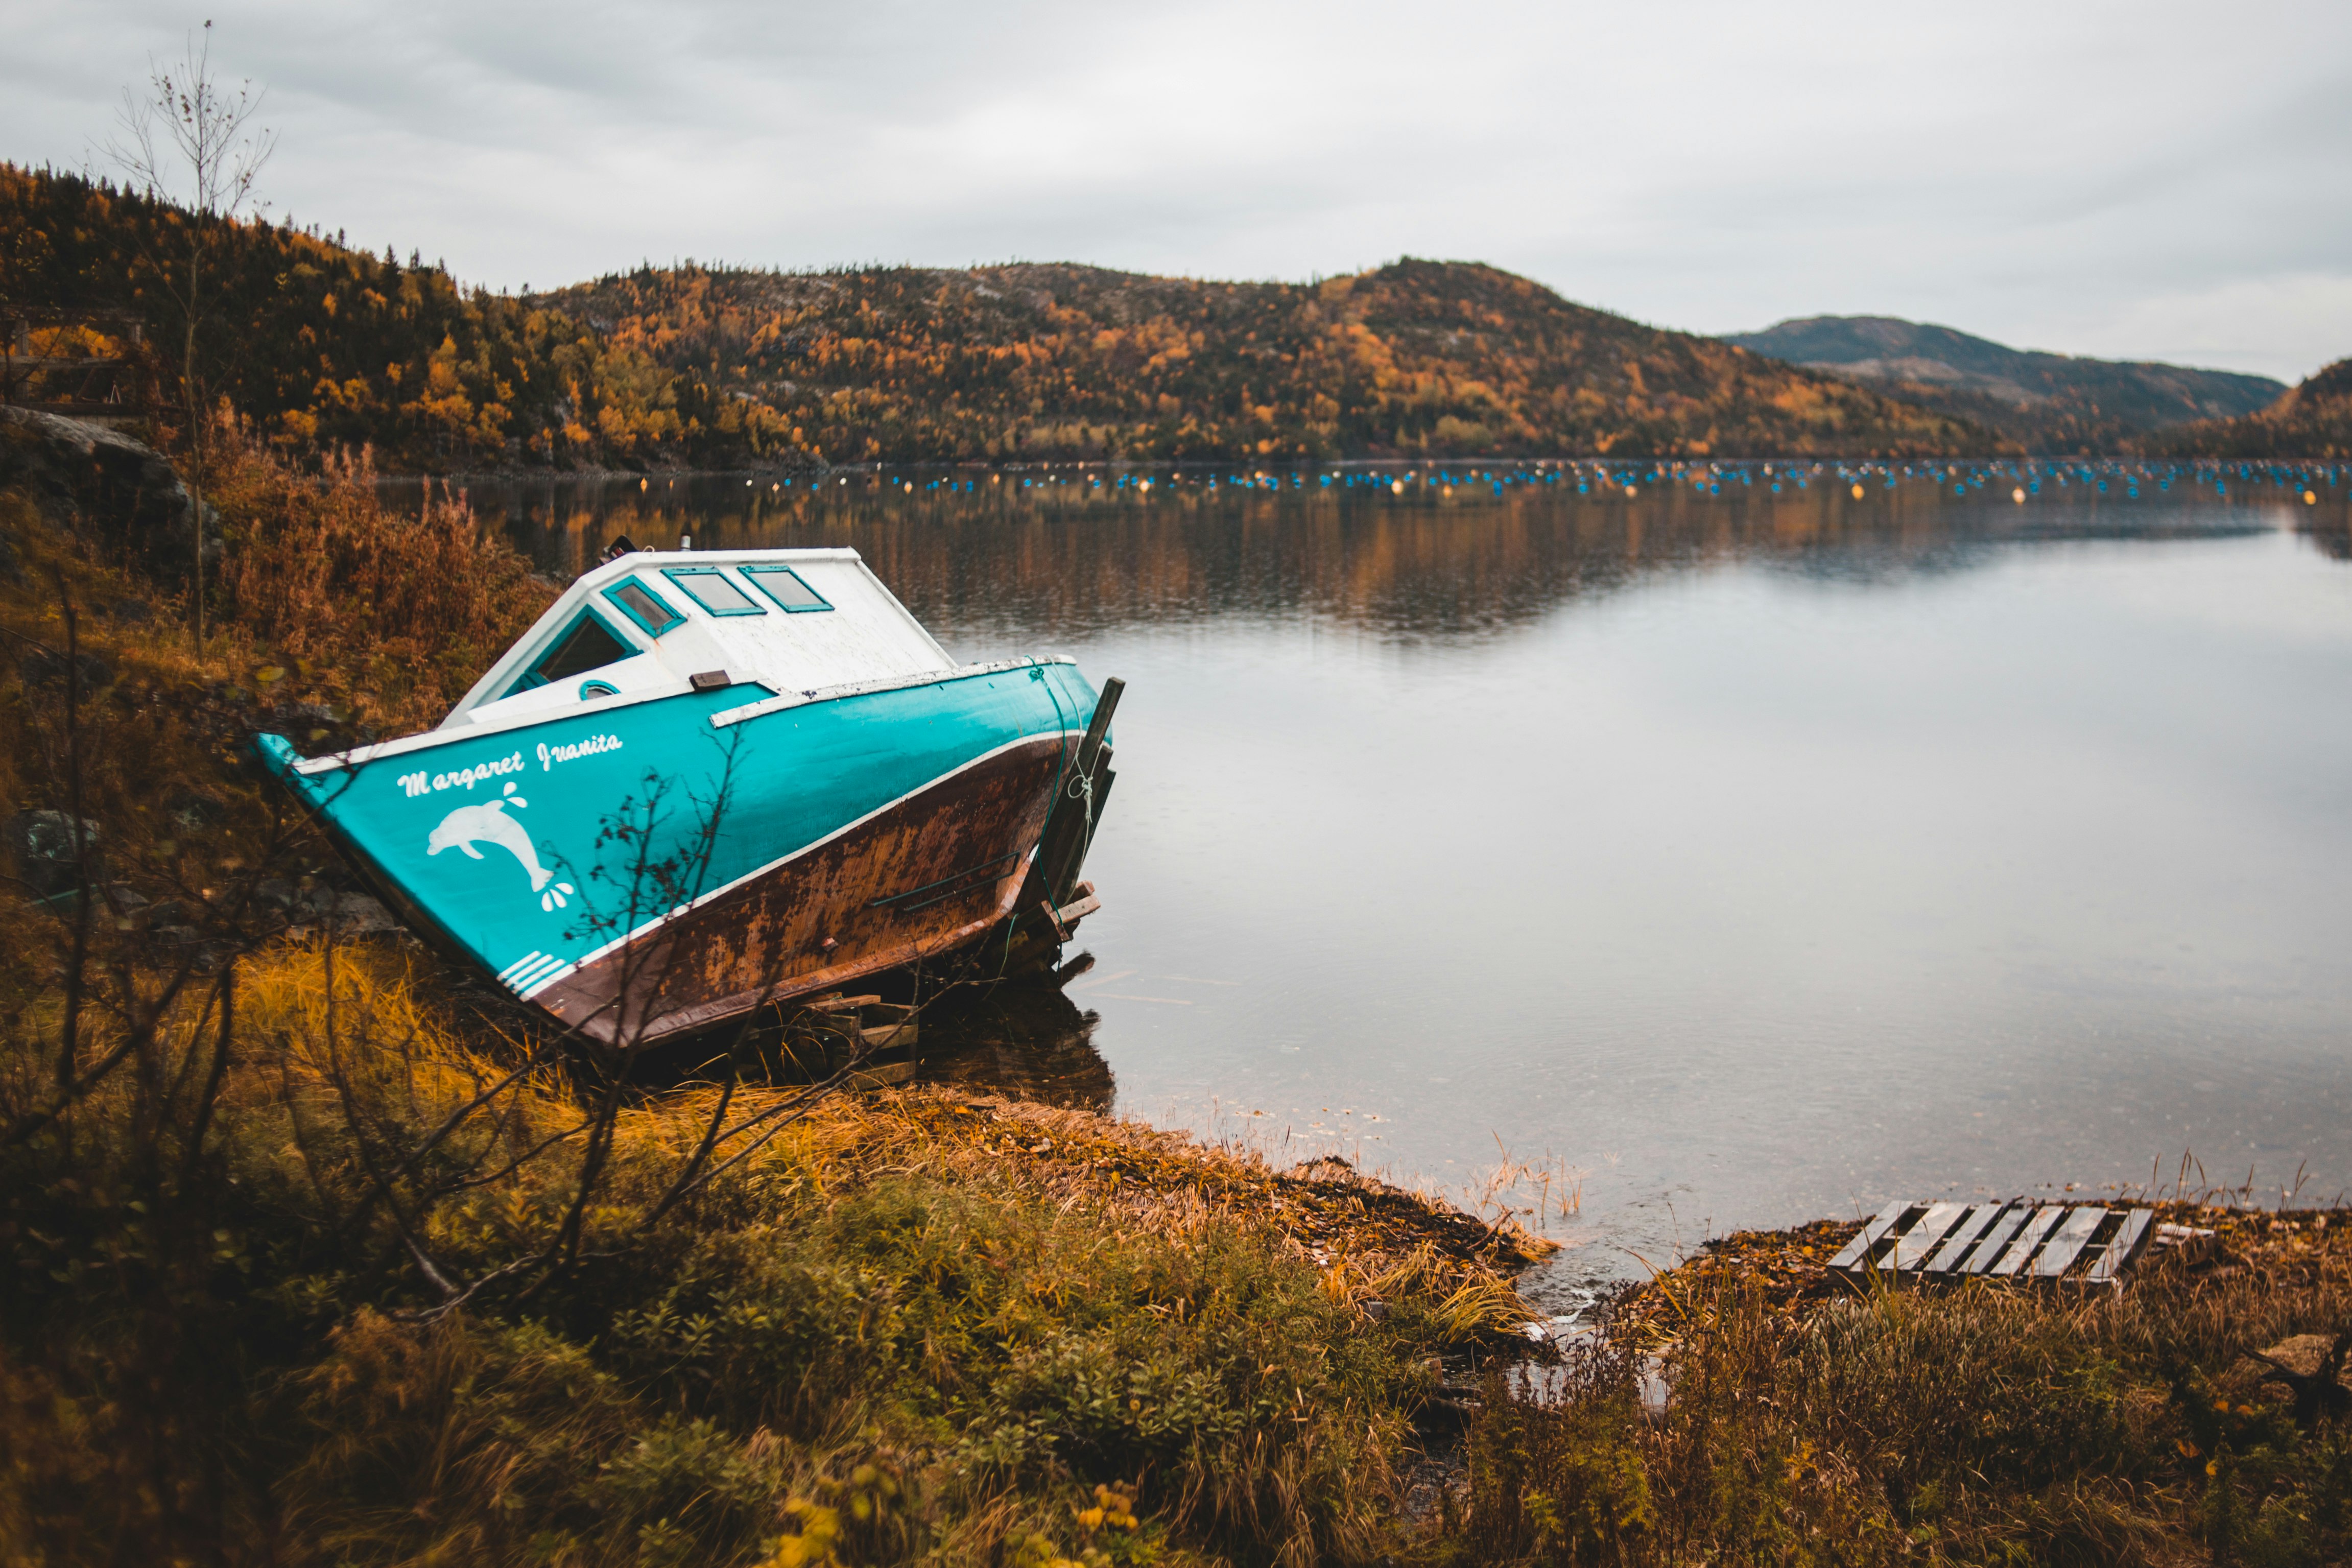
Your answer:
[1,164,804,472]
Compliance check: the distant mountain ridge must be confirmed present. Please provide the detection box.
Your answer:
[1723,316,2285,453]
[534,261,1992,464]
[0,162,2048,467]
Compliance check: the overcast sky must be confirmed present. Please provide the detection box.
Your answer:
[7,0,2348,381]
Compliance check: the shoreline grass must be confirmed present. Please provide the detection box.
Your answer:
[1435,1207,2352,1565]
[1,924,1548,1566]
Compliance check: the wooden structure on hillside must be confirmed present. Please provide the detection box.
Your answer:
[1830,1198,2159,1287]
[2,306,152,425]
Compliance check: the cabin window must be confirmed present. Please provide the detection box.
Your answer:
[741,564,831,612]
[505,607,638,696]
[603,576,685,637]
[663,567,766,616]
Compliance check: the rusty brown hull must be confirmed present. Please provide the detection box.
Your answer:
[533,734,1067,1044]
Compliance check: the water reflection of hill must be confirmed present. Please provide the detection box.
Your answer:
[402,474,2336,643]
[2306,516,2352,561]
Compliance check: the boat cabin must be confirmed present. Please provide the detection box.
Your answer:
[444,548,955,731]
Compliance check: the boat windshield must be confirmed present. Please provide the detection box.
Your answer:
[510,608,637,694]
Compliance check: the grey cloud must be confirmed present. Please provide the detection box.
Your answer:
[5,0,2348,378]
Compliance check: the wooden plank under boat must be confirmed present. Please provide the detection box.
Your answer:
[258,543,1119,1044]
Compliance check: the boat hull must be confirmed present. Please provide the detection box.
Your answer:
[533,731,1064,1042]
[260,661,1100,1044]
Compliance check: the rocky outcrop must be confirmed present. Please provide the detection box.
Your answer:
[0,407,216,577]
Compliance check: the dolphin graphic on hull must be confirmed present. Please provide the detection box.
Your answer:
[427,790,553,892]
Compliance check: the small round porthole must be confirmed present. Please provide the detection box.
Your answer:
[578,679,621,700]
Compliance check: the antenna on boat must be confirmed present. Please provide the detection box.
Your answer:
[601,535,636,562]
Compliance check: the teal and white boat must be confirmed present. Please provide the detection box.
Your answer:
[258,544,1115,1044]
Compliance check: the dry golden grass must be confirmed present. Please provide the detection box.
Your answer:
[1610,1204,2352,1355]
[739,1088,1549,1311]
[206,421,557,732]
[1437,1210,2352,1566]
[3,930,1551,1568]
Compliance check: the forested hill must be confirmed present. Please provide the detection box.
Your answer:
[4,161,1989,468]
[1,164,793,470]
[1724,315,2286,453]
[2148,357,2352,459]
[538,260,1990,463]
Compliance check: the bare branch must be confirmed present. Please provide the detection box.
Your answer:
[97,20,274,650]
[102,22,275,223]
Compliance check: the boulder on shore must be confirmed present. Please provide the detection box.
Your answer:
[0,407,215,578]
[4,810,102,900]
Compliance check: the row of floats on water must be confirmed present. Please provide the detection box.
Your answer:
[691,459,2345,506]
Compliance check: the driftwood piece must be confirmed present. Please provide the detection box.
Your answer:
[2031,1205,2110,1277]
[1961,1204,2033,1275]
[1989,1207,2067,1277]
[1922,1202,2009,1275]
[2083,1209,2156,1284]
[1826,1200,1913,1273]
[1884,1201,1966,1274]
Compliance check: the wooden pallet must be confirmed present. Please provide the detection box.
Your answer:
[1828,1199,2156,1287]
[793,993,919,1087]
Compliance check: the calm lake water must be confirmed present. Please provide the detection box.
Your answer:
[408,464,2352,1296]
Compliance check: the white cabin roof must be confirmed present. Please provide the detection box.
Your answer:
[442,547,954,731]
